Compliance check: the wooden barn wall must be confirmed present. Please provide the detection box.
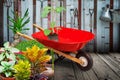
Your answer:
[2,0,120,52]
[96,0,110,53]
[0,1,3,46]
[113,0,120,52]
[3,0,14,43]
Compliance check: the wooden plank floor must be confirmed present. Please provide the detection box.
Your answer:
[53,53,120,80]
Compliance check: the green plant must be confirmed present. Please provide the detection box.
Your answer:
[8,9,30,34]
[0,42,19,77]
[22,45,51,76]
[13,60,31,80]
[15,40,44,51]
[42,6,65,36]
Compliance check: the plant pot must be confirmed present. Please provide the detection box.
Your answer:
[0,75,15,80]
[30,74,48,80]
[11,33,21,47]
[48,33,58,41]
[41,64,54,78]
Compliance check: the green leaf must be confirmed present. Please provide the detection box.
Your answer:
[41,6,51,18]
[1,61,10,67]
[7,53,16,61]
[41,10,50,18]
[4,42,9,48]
[23,8,29,18]
[8,9,30,34]
[0,53,5,61]
[55,7,66,13]
[50,22,56,28]
[23,28,29,30]
[0,66,4,73]
[9,47,19,53]
[8,16,16,24]
[5,52,9,58]
[5,72,12,77]
[9,61,16,66]
[1,61,15,67]
[17,54,26,60]
[21,17,30,28]
[44,29,51,36]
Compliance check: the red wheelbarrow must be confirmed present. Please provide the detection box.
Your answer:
[32,24,95,71]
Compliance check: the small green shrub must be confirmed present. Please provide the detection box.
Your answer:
[15,40,44,51]
[13,60,31,80]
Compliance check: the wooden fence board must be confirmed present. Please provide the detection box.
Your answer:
[36,0,41,32]
[96,0,110,52]
[8,0,14,43]
[0,1,4,46]
[113,0,120,52]
[3,4,8,42]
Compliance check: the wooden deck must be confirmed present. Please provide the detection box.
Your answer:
[53,53,120,80]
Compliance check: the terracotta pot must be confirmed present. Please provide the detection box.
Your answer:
[0,75,15,80]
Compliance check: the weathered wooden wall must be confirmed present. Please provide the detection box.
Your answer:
[0,1,3,46]
[2,0,120,52]
[81,0,120,52]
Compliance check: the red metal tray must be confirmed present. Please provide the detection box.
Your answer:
[32,27,95,52]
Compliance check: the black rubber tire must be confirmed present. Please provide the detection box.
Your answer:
[76,50,93,71]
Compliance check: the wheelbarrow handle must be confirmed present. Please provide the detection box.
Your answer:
[33,24,44,31]
[16,32,34,40]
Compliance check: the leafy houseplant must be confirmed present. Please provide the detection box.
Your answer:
[41,5,65,72]
[8,9,30,46]
[15,40,44,51]
[22,45,51,79]
[41,6,65,41]
[13,60,31,80]
[0,42,19,79]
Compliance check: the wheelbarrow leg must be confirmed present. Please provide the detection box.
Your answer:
[76,50,93,71]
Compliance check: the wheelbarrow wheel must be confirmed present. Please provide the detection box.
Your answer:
[76,50,93,71]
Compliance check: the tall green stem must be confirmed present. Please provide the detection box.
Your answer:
[50,50,54,70]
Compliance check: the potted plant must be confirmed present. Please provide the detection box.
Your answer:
[0,42,19,80]
[41,4,65,41]
[13,60,31,80]
[22,45,52,79]
[8,8,30,46]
